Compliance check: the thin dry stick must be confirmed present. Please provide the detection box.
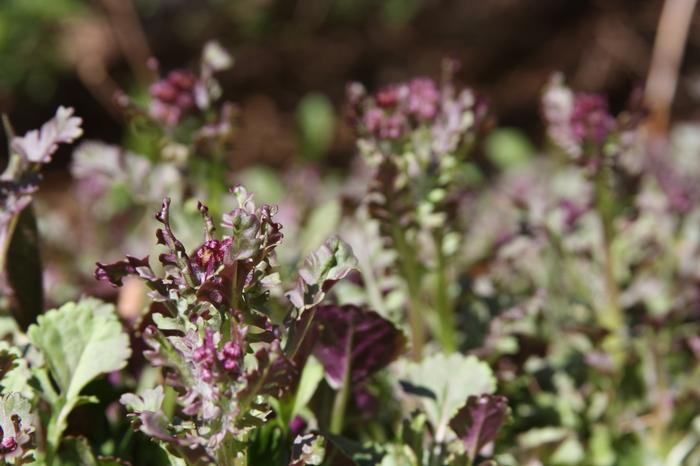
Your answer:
[645,0,698,137]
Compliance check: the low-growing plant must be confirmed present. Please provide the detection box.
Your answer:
[4,41,700,466]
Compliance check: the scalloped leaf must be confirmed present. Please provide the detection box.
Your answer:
[28,298,131,400]
[27,298,131,451]
[402,353,495,442]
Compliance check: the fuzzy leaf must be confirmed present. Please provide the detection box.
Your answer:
[27,298,131,400]
[313,305,406,389]
[449,394,508,459]
[403,353,495,442]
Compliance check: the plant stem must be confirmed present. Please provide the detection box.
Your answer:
[330,324,353,434]
[433,231,456,352]
[596,177,622,332]
[595,171,625,363]
[391,225,425,360]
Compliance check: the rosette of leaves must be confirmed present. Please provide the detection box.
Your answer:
[0,107,83,330]
[97,187,358,465]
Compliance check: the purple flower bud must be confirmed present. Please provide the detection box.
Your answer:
[379,114,405,139]
[570,94,615,146]
[221,341,242,359]
[407,78,439,120]
[168,70,197,90]
[376,85,399,108]
[149,81,178,103]
[194,238,231,280]
[222,359,238,372]
[289,415,308,436]
[0,437,17,455]
[363,108,384,135]
[149,69,200,125]
[193,346,208,363]
[217,339,243,375]
[201,368,214,383]
[177,93,195,110]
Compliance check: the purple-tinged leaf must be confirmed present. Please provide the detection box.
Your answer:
[449,394,508,460]
[240,342,298,401]
[121,387,211,464]
[155,198,197,283]
[312,305,405,389]
[11,106,83,164]
[287,237,357,310]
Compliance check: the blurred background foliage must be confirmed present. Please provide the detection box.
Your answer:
[3,0,700,175]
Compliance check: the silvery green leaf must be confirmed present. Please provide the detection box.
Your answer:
[403,353,495,442]
[27,298,131,449]
[27,299,131,400]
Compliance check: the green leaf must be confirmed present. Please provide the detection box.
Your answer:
[6,204,43,331]
[28,298,130,400]
[292,356,324,418]
[402,353,495,442]
[27,298,131,454]
[378,444,418,466]
[299,200,341,257]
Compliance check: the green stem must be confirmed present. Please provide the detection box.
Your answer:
[45,398,70,465]
[230,260,239,310]
[330,324,353,435]
[594,170,625,364]
[433,232,456,352]
[391,225,425,360]
[595,174,623,333]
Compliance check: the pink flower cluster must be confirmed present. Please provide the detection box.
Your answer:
[349,77,441,140]
[149,70,199,126]
[192,329,244,383]
[569,94,615,146]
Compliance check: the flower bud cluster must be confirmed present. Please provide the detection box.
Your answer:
[149,70,199,125]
